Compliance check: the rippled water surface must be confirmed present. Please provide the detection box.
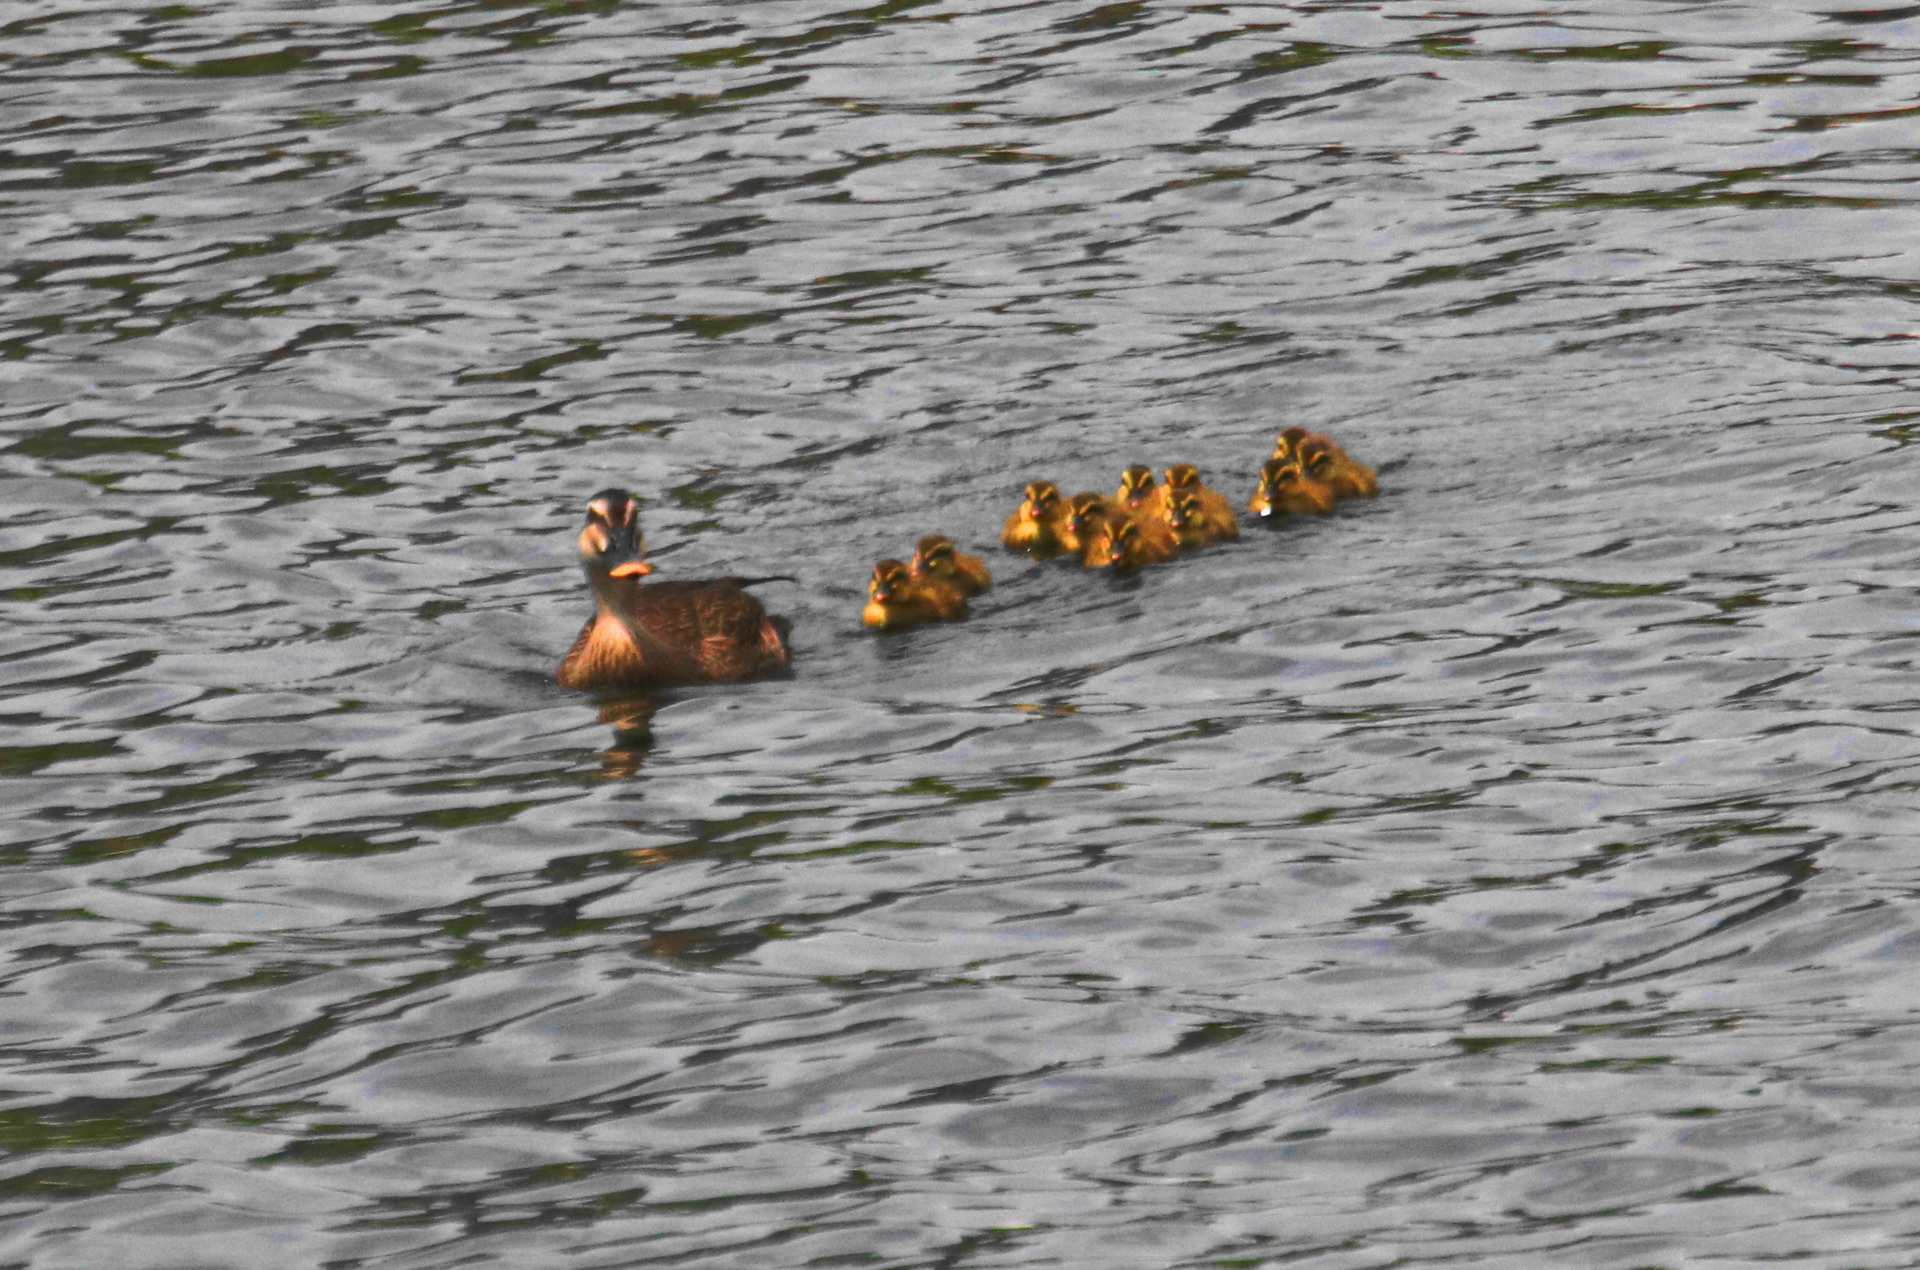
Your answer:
[7,0,1920,1265]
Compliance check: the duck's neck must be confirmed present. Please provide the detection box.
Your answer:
[589,571,645,614]
[590,574,704,682]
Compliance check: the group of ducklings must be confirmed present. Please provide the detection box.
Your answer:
[1250,425,1379,515]
[862,427,1377,630]
[861,535,994,629]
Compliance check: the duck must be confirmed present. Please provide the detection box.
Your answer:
[1165,487,1236,550]
[1298,433,1378,499]
[1269,426,1317,463]
[1001,480,1068,558]
[1274,427,1377,499]
[1270,426,1350,464]
[863,559,968,629]
[1154,463,1238,530]
[1114,465,1158,514]
[1249,457,1336,519]
[1082,507,1179,569]
[556,489,792,690]
[911,534,991,597]
[1058,492,1114,557]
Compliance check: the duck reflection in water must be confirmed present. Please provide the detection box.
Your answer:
[595,693,659,778]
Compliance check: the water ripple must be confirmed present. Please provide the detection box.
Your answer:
[6,0,1920,1265]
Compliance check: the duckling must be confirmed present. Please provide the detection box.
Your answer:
[556,489,792,690]
[863,559,968,629]
[1249,457,1336,519]
[1001,480,1068,558]
[1058,492,1114,557]
[911,534,991,597]
[1270,426,1317,463]
[1165,487,1237,550]
[1082,508,1180,570]
[1273,428,1377,499]
[1298,433,1378,499]
[1114,464,1158,514]
[1270,426,1351,464]
[1155,463,1237,529]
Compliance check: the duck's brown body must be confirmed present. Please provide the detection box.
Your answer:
[556,489,791,691]
[559,579,791,690]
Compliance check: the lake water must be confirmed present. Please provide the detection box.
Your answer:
[6,0,1920,1266]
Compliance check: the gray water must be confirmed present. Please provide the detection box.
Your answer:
[5,1,1920,1266]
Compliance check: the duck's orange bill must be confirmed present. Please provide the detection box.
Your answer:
[608,560,653,577]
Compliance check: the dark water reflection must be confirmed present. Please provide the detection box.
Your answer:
[6,0,1920,1265]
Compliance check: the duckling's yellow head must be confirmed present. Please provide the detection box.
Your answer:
[1272,426,1310,459]
[1022,481,1062,518]
[1164,462,1202,489]
[1118,465,1155,499]
[1261,457,1301,485]
[1066,492,1110,534]
[1298,435,1337,476]
[870,559,911,601]
[1166,488,1200,531]
[914,534,957,575]
[1251,458,1299,518]
[1083,514,1138,568]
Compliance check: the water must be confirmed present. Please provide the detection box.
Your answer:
[5,0,1920,1265]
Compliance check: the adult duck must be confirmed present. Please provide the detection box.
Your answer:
[555,489,792,690]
